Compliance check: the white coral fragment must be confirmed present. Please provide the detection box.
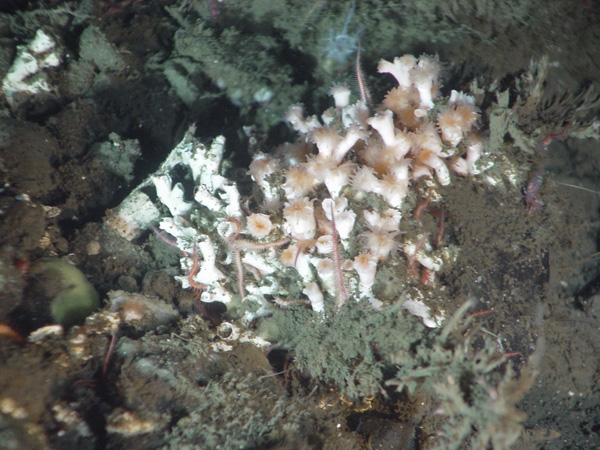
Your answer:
[377,55,416,88]
[323,196,356,240]
[2,29,62,109]
[303,282,325,312]
[105,191,161,240]
[283,198,316,240]
[353,252,378,288]
[152,174,193,217]
[402,299,444,328]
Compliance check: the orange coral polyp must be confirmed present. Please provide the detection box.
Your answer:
[246,213,273,238]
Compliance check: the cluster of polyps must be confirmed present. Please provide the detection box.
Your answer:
[242,55,483,313]
[153,55,484,325]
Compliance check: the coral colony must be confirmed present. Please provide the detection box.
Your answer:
[108,54,483,328]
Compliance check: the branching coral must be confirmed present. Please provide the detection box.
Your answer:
[104,51,573,449]
[135,53,486,325]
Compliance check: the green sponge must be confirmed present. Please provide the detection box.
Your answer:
[39,259,100,326]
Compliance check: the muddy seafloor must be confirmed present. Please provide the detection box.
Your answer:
[1,1,600,449]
